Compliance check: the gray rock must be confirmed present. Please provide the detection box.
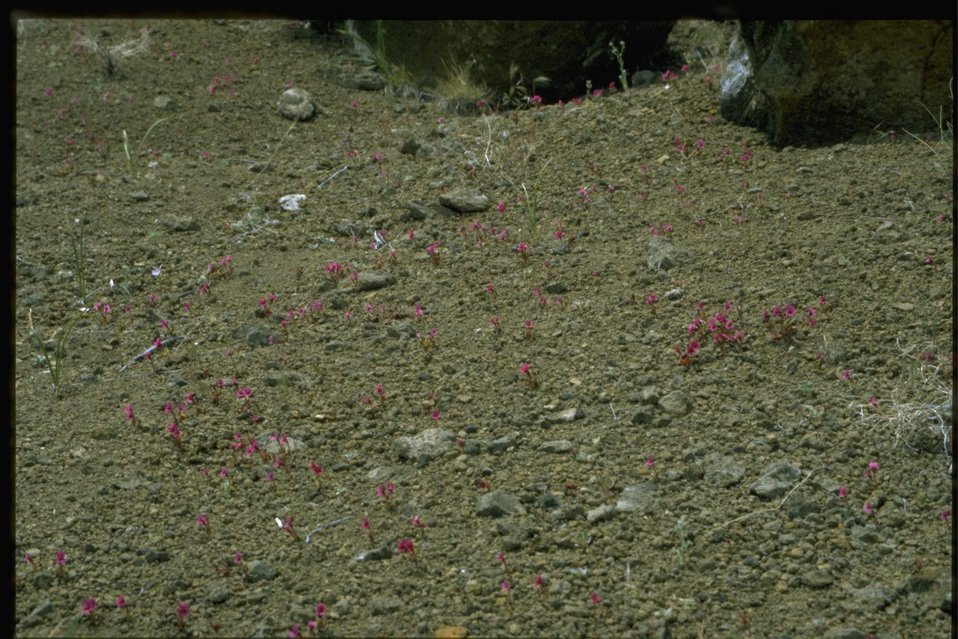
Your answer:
[616,482,658,514]
[487,433,518,454]
[416,144,438,160]
[658,390,690,416]
[848,583,894,611]
[540,440,574,453]
[399,138,421,155]
[544,281,568,294]
[801,569,833,589]
[645,236,677,271]
[208,588,231,604]
[548,407,584,424]
[248,560,278,582]
[477,490,522,518]
[404,200,432,221]
[439,188,489,213]
[721,21,953,146]
[352,545,393,562]
[277,87,316,121]
[631,406,654,425]
[587,503,617,523]
[369,595,402,615]
[639,386,660,404]
[157,216,200,232]
[234,325,280,348]
[353,271,396,291]
[749,461,801,499]
[153,95,175,110]
[393,428,455,464]
[551,504,585,522]
[144,548,170,563]
[703,453,745,488]
[130,191,150,201]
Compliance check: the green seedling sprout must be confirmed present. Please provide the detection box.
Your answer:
[29,311,78,398]
[123,116,172,179]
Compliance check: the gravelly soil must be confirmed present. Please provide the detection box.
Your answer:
[14,18,954,639]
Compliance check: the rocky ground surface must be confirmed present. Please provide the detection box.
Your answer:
[14,19,954,638]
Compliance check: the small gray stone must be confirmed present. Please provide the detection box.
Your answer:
[616,482,658,514]
[544,281,568,294]
[658,390,690,416]
[353,272,396,291]
[352,545,393,562]
[487,433,518,454]
[403,200,432,221]
[248,560,278,582]
[369,595,402,615]
[439,188,489,213]
[208,588,231,604]
[639,386,660,404]
[400,138,421,155]
[394,428,455,464]
[848,583,894,611]
[549,407,584,423]
[703,454,745,488]
[801,569,834,589]
[645,236,677,271]
[157,216,200,232]
[631,406,654,425]
[153,95,175,110]
[749,461,802,499]
[477,490,522,518]
[144,548,170,563]
[277,87,316,121]
[130,191,150,202]
[587,503,617,523]
[540,440,574,453]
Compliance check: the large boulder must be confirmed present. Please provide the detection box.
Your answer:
[347,20,674,103]
[721,20,954,146]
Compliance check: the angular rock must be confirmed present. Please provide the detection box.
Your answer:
[487,433,518,454]
[353,271,396,292]
[703,453,745,488]
[539,439,574,453]
[393,428,455,464]
[439,189,489,213]
[749,461,801,499]
[616,482,658,514]
[404,200,432,221]
[658,390,690,416]
[548,407,584,424]
[645,236,677,271]
[476,490,522,518]
[277,87,316,121]
[587,503,617,523]
[722,21,954,146]
[801,568,833,589]
[248,560,278,582]
[352,545,393,562]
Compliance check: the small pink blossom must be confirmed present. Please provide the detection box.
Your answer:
[81,598,97,616]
